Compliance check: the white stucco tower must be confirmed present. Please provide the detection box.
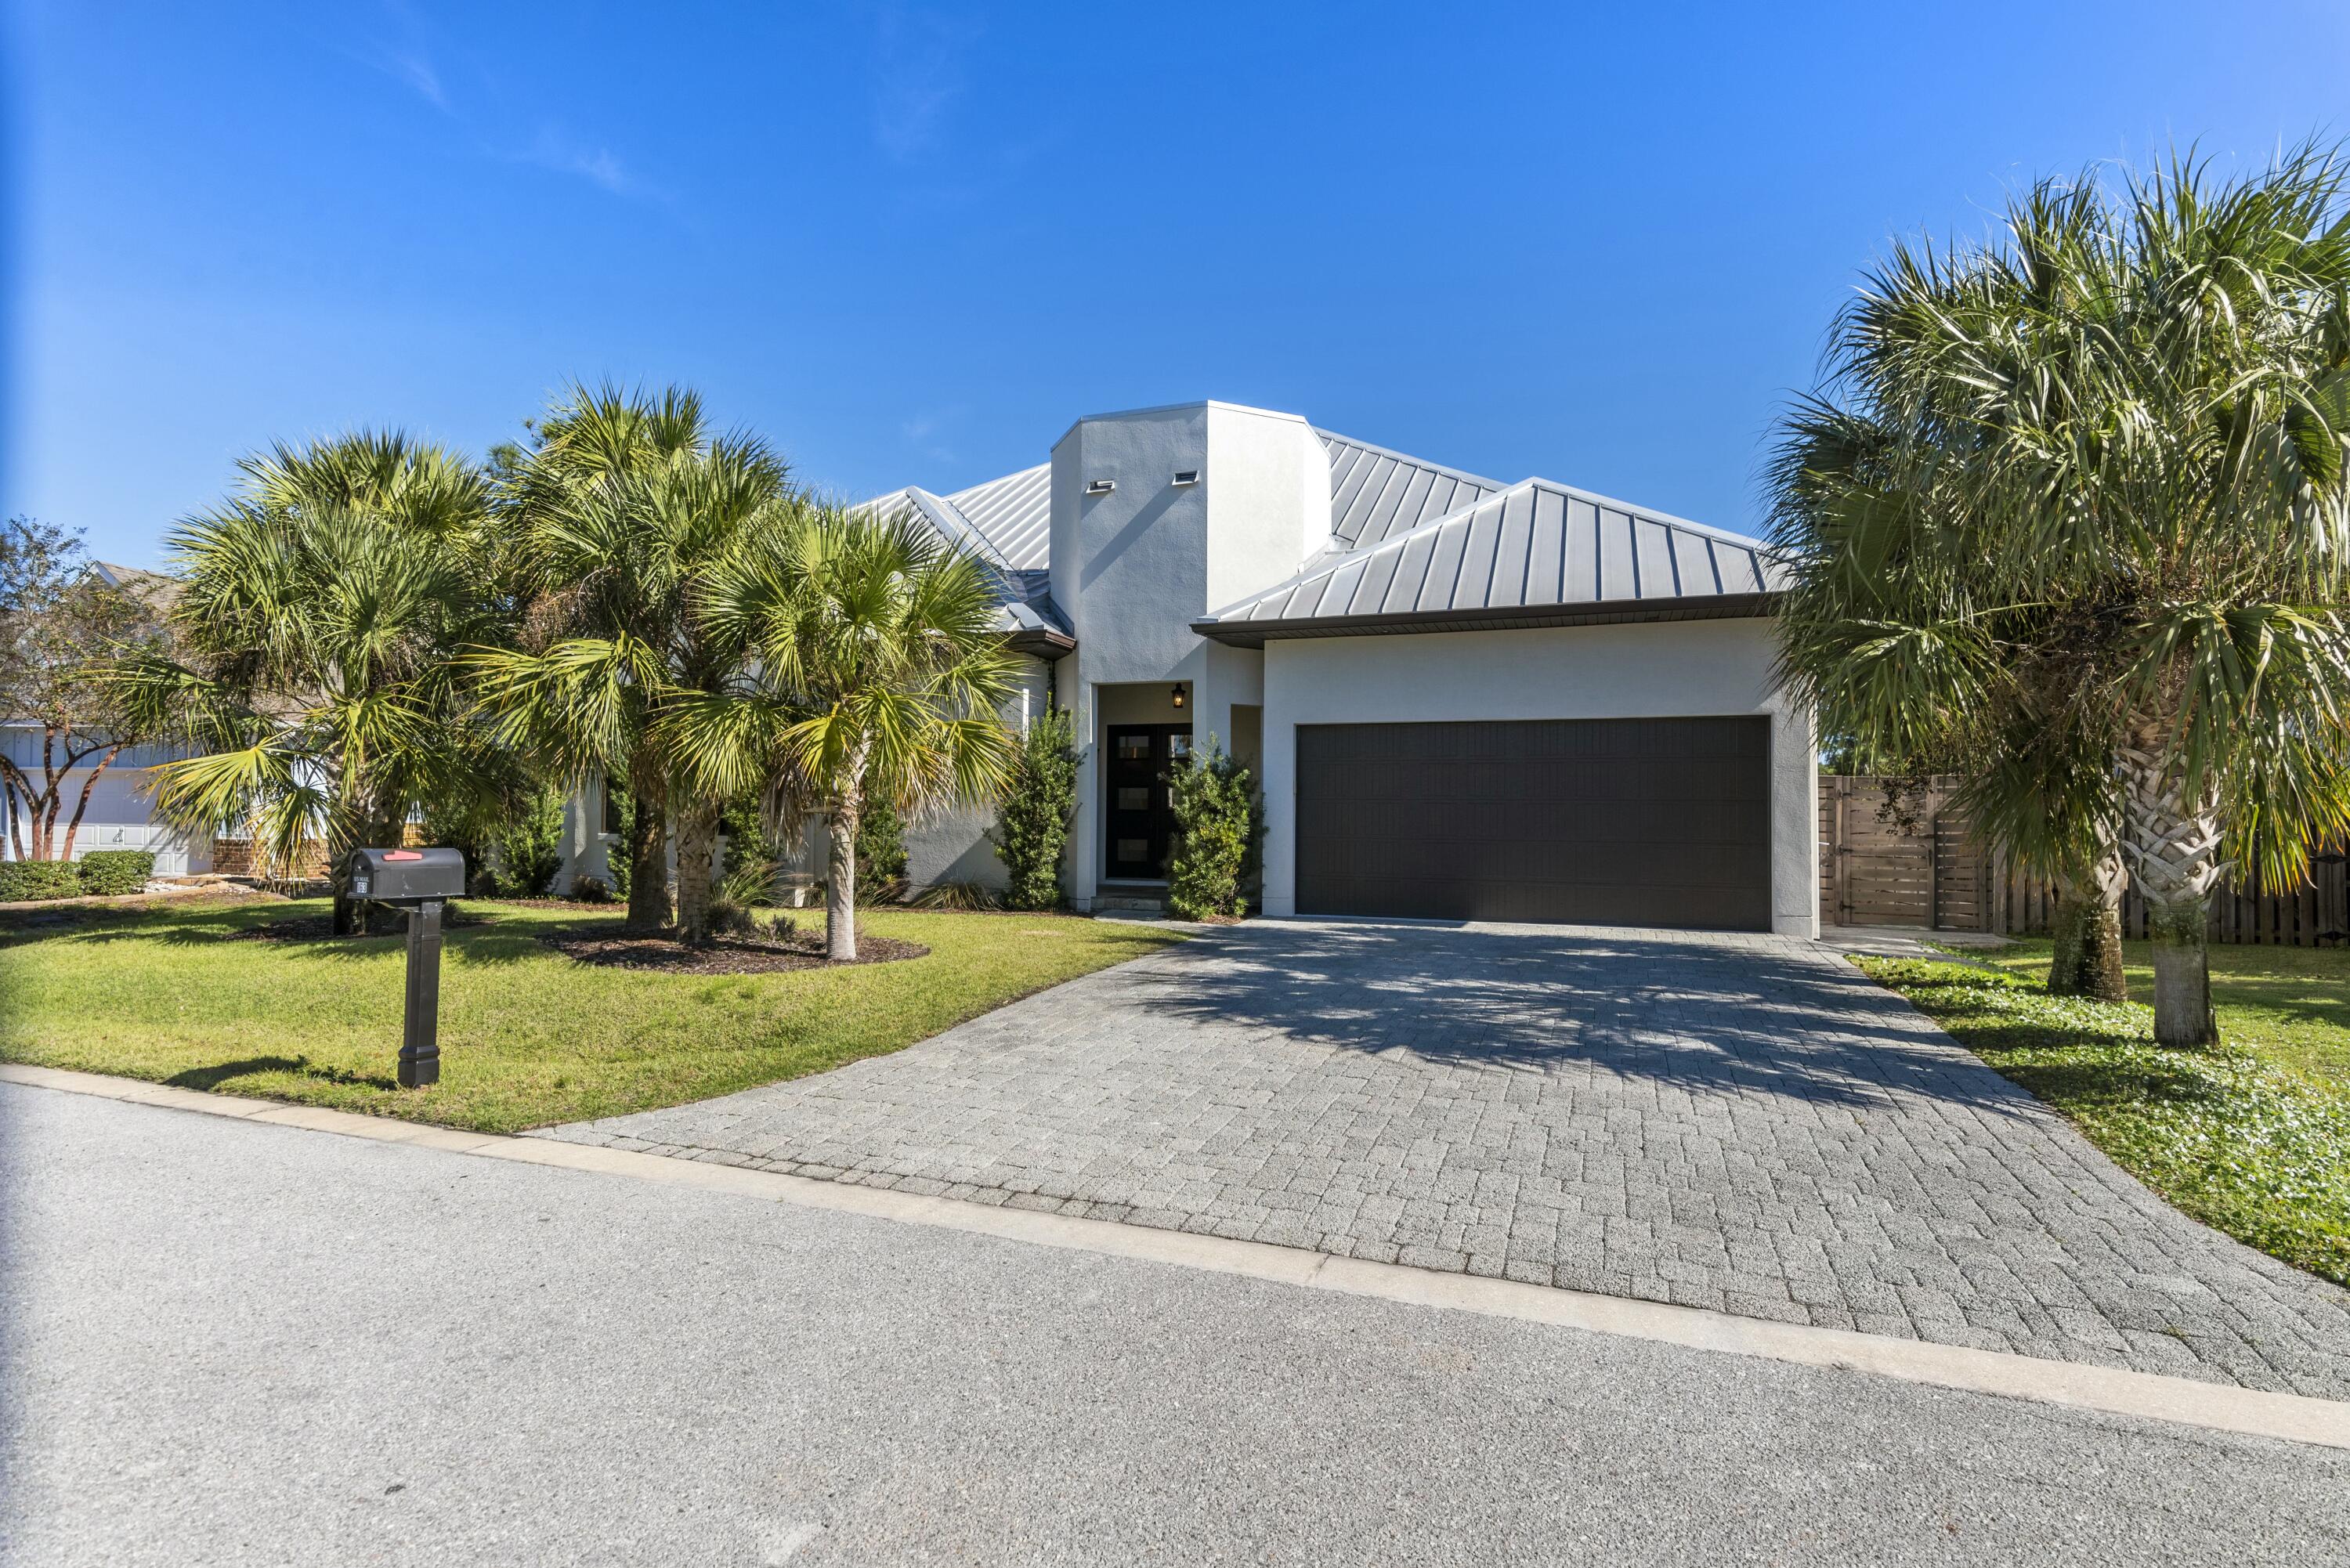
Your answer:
[1048,402,1329,906]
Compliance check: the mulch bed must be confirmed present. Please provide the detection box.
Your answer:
[535,927,929,974]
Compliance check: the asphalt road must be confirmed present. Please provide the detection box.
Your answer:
[2,1082,2343,1566]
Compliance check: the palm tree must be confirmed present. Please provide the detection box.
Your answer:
[1770,150,2350,1045]
[103,433,504,934]
[1771,408,2131,1002]
[682,501,1020,959]
[468,383,790,938]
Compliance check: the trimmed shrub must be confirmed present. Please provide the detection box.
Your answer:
[77,849,157,896]
[0,860,83,902]
[605,790,637,901]
[1166,736,1257,921]
[490,786,566,898]
[989,706,1078,911]
[855,797,908,905]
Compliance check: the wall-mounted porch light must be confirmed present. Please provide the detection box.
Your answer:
[1171,683,1188,710]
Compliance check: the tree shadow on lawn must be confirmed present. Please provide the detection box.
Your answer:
[1135,919,2048,1118]
[164,1055,399,1093]
[50,917,555,969]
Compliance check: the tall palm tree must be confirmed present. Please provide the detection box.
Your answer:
[680,502,1020,959]
[1771,407,2131,1001]
[468,383,790,938]
[103,432,504,934]
[1770,150,2350,1045]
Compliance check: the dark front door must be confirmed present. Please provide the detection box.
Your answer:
[1294,716,1773,931]
[1104,724,1191,880]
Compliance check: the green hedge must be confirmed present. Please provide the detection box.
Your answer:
[0,861,84,902]
[78,850,157,896]
[0,850,159,902]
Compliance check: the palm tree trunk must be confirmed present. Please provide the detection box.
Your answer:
[328,791,374,938]
[2118,741,2223,1047]
[624,761,671,934]
[825,790,859,963]
[674,799,719,945]
[2048,851,2127,1002]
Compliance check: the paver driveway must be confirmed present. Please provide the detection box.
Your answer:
[538,919,2350,1398]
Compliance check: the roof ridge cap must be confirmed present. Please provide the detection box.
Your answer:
[891,487,1019,576]
[1313,427,1506,494]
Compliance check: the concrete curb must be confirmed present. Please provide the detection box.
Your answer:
[8,1059,2348,1452]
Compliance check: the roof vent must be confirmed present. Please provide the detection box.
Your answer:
[1172,470,1199,486]
[1085,479,1116,495]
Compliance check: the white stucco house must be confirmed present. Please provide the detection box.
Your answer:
[559,400,1816,937]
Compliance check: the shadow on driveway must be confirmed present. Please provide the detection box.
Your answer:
[1130,917,2034,1118]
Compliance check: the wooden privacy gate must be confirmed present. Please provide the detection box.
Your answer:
[1817,775,2350,945]
[1818,776,1988,930]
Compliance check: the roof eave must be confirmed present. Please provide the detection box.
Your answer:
[1007,627,1076,658]
[1191,592,1779,649]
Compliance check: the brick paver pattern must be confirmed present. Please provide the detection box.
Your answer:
[537,920,2350,1397]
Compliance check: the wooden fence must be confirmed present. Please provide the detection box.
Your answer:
[1818,775,2350,945]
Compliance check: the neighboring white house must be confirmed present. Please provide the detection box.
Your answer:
[1,562,213,875]
[559,400,1816,937]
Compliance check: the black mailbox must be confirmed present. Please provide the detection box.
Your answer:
[348,847,466,906]
[349,846,465,1089]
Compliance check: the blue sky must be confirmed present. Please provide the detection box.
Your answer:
[9,2,2348,567]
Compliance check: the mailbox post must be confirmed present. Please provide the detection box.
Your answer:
[348,847,467,1089]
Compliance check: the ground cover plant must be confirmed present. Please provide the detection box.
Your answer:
[1860,941,2350,1287]
[0,897,1180,1133]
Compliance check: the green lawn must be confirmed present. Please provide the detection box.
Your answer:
[0,897,1182,1133]
[1856,939,2350,1288]
[1976,939,2350,1093]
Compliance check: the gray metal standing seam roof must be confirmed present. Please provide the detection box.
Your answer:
[1316,430,1502,550]
[935,464,1051,569]
[863,421,1779,651]
[872,431,1490,575]
[1193,479,1786,644]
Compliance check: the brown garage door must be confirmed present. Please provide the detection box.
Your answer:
[1295,717,1773,930]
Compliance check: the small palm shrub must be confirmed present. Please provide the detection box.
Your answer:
[1166,737,1256,921]
[914,879,1000,911]
[77,850,157,895]
[705,898,794,940]
[989,706,1077,910]
[569,874,614,903]
[718,850,781,910]
[720,793,781,905]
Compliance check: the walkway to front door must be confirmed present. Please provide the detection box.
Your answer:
[536,919,2350,1400]
[1104,724,1190,881]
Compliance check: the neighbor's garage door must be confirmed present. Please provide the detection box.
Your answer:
[1295,717,1772,930]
